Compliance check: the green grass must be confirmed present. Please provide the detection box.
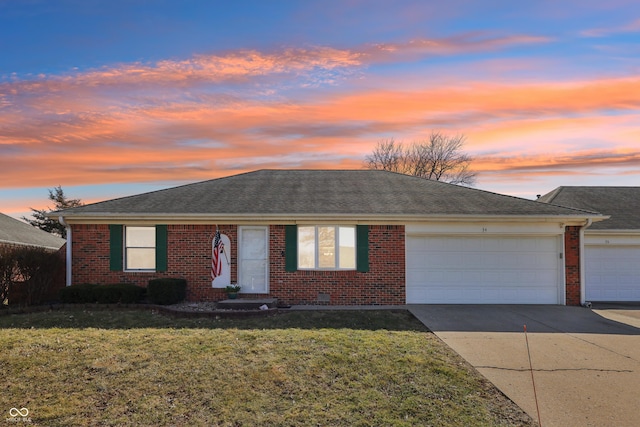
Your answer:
[0,309,532,426]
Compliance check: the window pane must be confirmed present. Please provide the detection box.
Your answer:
[241,228,267,259]
[298,226,316,269]
[318,226,335,268]
[126,227,155,247]
[339,227,356,269]
[126,248,156,270]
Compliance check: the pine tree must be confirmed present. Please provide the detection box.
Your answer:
[22,186,83,238]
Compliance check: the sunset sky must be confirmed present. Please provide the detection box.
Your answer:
[2,0,639,219]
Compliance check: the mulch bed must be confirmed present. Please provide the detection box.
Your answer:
[0,301,280,318]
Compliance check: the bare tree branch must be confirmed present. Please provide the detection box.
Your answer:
[364,138,404,173]
[364,132,477,186]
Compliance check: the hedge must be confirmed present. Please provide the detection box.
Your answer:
[1,246,65,306]
[59,283,145,304]
[59,284,100,304]
[147,278,187,305]
[95,283,146,304]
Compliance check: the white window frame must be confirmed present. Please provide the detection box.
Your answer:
[124,226,156,272]
[298,225,356,271]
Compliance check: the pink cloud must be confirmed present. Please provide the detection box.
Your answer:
[364,33,551,61]
[1,39,638,194]
[1,32,551,97]
[476,149,640,173]
[580,18,640,37]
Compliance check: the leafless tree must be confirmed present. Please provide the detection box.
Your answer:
[364,132,476,185]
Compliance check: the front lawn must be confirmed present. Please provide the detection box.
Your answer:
[0,309,532,426]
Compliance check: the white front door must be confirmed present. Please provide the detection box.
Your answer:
[239,226,269,293]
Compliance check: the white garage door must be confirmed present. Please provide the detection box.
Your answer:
[585,246,640,302]
[406,235,561,304]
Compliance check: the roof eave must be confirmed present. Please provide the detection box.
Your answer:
[0,238,64,251]
[54,212,606,226]
[586,228,640,235]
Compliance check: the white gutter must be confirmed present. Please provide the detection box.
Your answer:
[580,218,593,306]
[55,213,608,226]
[59,216,72,287]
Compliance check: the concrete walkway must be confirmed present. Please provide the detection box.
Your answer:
[408,305,640,427]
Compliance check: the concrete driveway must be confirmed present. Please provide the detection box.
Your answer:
[408,305,640,427]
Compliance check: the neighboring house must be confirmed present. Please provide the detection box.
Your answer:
[53,170,604,306]
[1,212,66,304]
[538,187,640,303]
[0,212,65,252]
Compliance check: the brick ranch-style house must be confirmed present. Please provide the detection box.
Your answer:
[53,170,605,306]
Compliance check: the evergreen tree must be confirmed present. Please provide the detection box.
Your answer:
[22,186,82,238]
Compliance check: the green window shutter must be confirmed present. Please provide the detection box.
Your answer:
[156,225,168,272]
[285,225,298,272]
[109,224,123,271]
[356,225,369,273]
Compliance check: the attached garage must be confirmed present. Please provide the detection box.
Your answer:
[406,233,564,304]
[538,186,640,304]
[585,243,640,302]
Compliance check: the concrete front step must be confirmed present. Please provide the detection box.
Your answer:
[217,298,278,310]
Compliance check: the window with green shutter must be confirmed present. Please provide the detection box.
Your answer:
[110,225,168,272]
[109,225,123,271]
[285,225,298,272]
[356,225,369,272]
[155,225,168,272]
[285,225,369,272]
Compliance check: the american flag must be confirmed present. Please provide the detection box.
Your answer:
[212,230,224,279]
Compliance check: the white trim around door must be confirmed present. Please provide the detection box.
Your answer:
[238,226,269,294]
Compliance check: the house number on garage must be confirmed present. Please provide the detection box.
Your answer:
[482,227,488,232]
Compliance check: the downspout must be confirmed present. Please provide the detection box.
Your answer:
[580,218,593,307]
[59,216,72,287]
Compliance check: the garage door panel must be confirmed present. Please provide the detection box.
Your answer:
[440,254,463,268]
[585,245,640,302]
[466,239,484,251]
[406,238,426,251]
[406,235,560,304]
[407,284,559,304]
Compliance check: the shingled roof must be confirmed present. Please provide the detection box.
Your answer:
[0,212,65,250]
[538,186,640,230]
[56,170,601,221]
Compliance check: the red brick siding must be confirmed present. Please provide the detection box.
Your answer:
[70,224,406,305]
[269,225,405,305]
[71,224,234,301]
[564,226,582,306]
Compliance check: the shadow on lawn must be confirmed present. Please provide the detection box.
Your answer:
[0,307,429,332]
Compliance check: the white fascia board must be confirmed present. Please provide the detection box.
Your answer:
[586,229,640,236]
[585,231,640,246]
[407,221,568,236]
[57,213,603,226]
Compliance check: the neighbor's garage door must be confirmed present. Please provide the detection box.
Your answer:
[406,235,561,304]
[585,246,640,302]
